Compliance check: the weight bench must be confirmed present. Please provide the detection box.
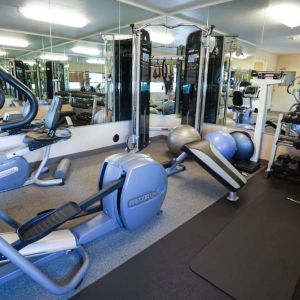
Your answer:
[182,140,247,201]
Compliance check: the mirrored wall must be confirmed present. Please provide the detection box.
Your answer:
[0,0,151,127]
[0,29,119,124]
[0,1,292,136]
[0,14,260,132]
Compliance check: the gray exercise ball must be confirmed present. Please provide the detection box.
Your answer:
[93,109,113,124]
[167,125,201,156]
[93,109,106,124]
[162,100,175,115]
[150,107,160,114]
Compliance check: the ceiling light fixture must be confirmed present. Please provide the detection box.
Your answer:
[86,58,105,65]
[232,52,248,60]
[267,3,300,28]
[0,50,7,56]
[72,46,100,56]
[148,31,174,45]
[40,53,68,61]
[102,34,132,41]
[20,3,88,28]
[23,60,36,66]
[0,36,29,48]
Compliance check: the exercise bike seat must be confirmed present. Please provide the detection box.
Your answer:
[23,131,61,151]
[23,128,72,151]
[17,202,81,244]
[228,105,248,112]
[24,131,59,141]
[182,140,247,192]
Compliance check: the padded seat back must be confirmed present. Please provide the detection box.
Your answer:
[182,140,247,192]
[232,91,244,107]
[0,90,5,110]
[45,96,63,131]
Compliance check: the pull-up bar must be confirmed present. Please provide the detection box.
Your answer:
[131,23,215,37]
[151,55,185,61]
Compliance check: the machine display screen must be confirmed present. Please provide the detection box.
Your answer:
[291,124,300,134]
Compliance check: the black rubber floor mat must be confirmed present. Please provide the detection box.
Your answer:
[73,171,276,300]
[190,181,300,300]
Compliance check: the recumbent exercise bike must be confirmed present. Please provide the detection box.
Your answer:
[0,66,71,192]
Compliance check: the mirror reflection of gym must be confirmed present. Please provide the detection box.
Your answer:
[212,38,258,131]
[0,0,124,128]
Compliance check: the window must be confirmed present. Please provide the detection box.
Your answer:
[150,82,165,93]
[89,73,104,88]
[69,82,81,90]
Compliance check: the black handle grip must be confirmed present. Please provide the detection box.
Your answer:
[0,66,38,132]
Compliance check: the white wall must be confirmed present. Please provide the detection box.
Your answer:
[1,121,131,163]
[231,57,255,70]
[231,49,278,71]
[232,49,300,114]
[255,49,278,70]
[272,54,300,112]
[68,62,104,73]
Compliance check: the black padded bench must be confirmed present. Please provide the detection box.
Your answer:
[182,140,247,201]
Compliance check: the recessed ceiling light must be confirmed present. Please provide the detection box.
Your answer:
[86,58,105,64]
[148,30,174,45]
[0,36,29,48]
[20,3,88,28]
[267,3,300,28]
[0,50,7,56]
[40,53,68,61]
[72,46,100,56]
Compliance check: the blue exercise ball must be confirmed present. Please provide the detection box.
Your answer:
[230,131,255,160]
[204,131,237,160]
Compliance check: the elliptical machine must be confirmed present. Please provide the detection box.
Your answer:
[287,75,300,113]
[0,66,71,192]
[266,76,300,135]
[0,152,168,295]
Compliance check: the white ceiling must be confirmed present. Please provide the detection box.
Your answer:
[0,0,299,60]
[178,0,300,54]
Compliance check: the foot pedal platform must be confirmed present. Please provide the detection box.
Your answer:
[54,158,71,180]
[165,164,186,176]
[17,202,81,244]
[162,160,186,176]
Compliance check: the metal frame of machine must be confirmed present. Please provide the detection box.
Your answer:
[251,71,285,162]
[129,23,215,152]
